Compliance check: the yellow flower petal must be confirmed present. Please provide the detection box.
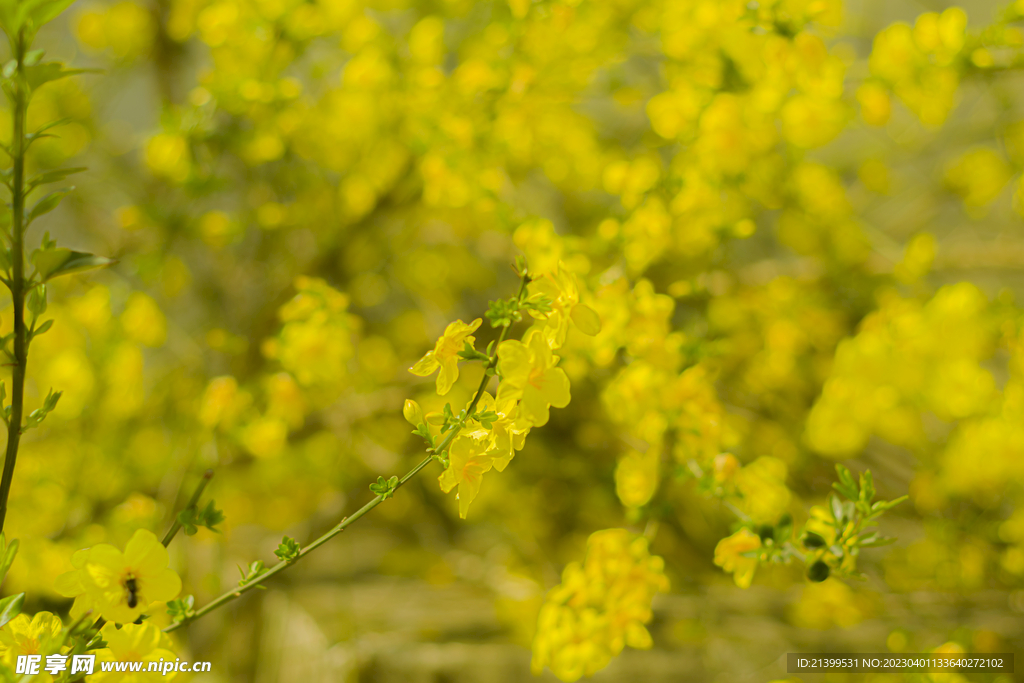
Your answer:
[570,303,601,336]
[124,529,169,577]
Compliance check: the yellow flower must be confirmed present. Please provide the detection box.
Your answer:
[526,262,601,348]
[56,529,182,624]
[714,528,762,589]
[409,318,482,395]
[54,548,101,620]
[734,456,792,525]
[268,277,358,387]
[463,391,530,471]
[0,612,63,675]
[496,329,571,426]
[91,622,178,682]
[614,446,660,509]
[438,433,497,519]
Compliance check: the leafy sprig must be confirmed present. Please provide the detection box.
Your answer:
[274,536,301,562]
[369,475,399,500]
[237,561,267,588]
[177,499,225,536]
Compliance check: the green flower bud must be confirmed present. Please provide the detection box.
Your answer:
[803,532,827,549]
[807,560,830,582]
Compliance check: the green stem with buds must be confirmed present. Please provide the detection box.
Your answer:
[166,269,533,633]
[0,30,29,534]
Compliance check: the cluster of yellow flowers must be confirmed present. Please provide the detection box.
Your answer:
[865,8,968,127]
[407,260,596,519]
[806,283,1000,456]
[531,529,669,682]
[262,276,360,388]
[0,612,178,682]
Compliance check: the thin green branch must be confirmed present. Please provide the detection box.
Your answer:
[166,269,533,633]
[161,469,214,547]
[164,453,433,633]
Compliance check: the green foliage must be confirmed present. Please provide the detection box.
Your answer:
[369,475,399,500]
[0,0,74,41]
[177,499,224,536]
[237,561,267,589]
[274,536,301,563]
[167,596,195,621]
[0,533,18,583]
[21,387,60,430]
[32,247,115,282]
[0,593,23,629]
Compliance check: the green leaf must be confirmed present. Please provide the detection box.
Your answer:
[27,166,85,192]
[30,318,52,339]
[237,560,266,588]
[832,464,858,501]
[24,0,75,30]
[22,389,60,431]
[166,595,195,621]
[31,117,73,135]
[176,509,198,536]
[0,533,17,582]
[196,499,224,533]
[33,248,116,281]
[0,593,23,629]
[830,494,845,524]
[870,495,908,513]
[26,283,46,317]
[26,187,72,224]
[23,63,76,91]
[859,535,898,548]
[859,470,875,504]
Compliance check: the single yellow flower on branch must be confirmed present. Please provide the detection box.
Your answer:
[409,318,482,395]
[438,433,498,519]
[55,529,182,624]
[496,329,571,427]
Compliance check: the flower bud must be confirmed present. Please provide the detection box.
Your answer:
[403,399,424,426]
[807,559,831,582]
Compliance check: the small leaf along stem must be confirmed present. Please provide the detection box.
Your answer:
[0,29,30,534]
[161,469,215,547]
[165,267,533,633]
